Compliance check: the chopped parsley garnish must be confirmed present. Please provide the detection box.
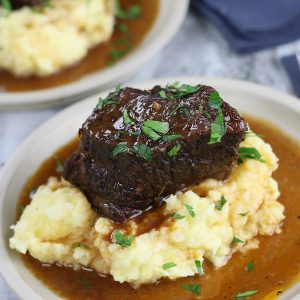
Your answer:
[161,134,183,142]
[114,0,141,20]
[123,109,135,125]
[97,97,118,109]
[208,91,222,109]
[185,204,196,218]
[113,143,128,156]
[117,22,128,32]
[239,211,249,217]
[203,111,211,118]
[132,143,152,161]
[112,143,152,161]
[109,46,132,63]
[166,83,200,99]
[236,290,258,299]
[159,90,167,98]
[208,90,227,144]
[177,104,190,117]
[142,119,169,141]
[143,120,169,134]
[238,147,265,164]
[247,260,254,272]
[97,85,121,109]
[55,156,64,173]
[181,283,201,295]
[78,276,92,290]
[1,0,12,14]
[208,112,227,144]
[215,195,227,211]
[114,230,135,248]
[168,144,181,157]
[172,213,185,220]
[142,124,161,141]
[198,105,204,112]
[232,237,245,244]
[162,262,177,270]
[195,260,204,277]
[72,242,87,249]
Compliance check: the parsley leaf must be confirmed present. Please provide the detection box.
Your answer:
[208,112,227,144]
[177,104,190,117]
[97,85,121,108]
[208,91,222,109]
[185,204,196,218]
[142,125,161,141]
[72,243,87,249]
[159,90,167,98]
[232,237,245,244]
[117,22,128,32]
[238,147,265,164]
[112,143,128,156]
[195,260,204,277]
[142,120,169,141]
[115,0,141,20]
[168,144,181,157]
[1,0,12,13]
[161,134,183,142]
[239,211,249,217]
[78,276,92,290]
[143,120,169,134]
[247,260,254,272]
[132,143,152,161]
[97,97,118,109]
[123,109,135,126]
[182,283,201,295]
[236,290,258,299]
[162,262,177,270]
[207,90,227,144]
[172,213,185,220]
[215,196,227,211]
[164,82,200,99]
[114,230,135,247]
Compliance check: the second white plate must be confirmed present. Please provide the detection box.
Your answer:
[0,0,189,110]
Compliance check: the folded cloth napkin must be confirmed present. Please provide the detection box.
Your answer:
[192,0,300,54]
[281,54,300,97]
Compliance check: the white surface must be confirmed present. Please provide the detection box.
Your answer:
[0,0,189,109]
[1,77,300,300]
[0,8,299,300]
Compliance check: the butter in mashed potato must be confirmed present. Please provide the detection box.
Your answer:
[9,134,285,286]
[0,0,114,77]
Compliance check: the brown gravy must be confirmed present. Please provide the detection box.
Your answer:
[19,116,300,300]
[0,0,159,92]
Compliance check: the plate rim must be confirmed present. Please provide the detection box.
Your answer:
[1,76,300,300]
[0,0,190,110]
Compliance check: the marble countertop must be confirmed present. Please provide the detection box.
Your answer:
[0,9,296,299]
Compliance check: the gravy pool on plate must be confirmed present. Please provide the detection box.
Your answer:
[13,114,300,299]
[0,0,159,92]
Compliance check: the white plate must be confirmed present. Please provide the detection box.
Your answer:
[0,77,300,300]
[0,0,189,110]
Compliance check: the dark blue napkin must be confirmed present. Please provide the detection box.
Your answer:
[192,0,300,54]
[281,54,300,97]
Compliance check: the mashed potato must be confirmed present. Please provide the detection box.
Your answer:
[0,0,114,77]
[10,134,285,286]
